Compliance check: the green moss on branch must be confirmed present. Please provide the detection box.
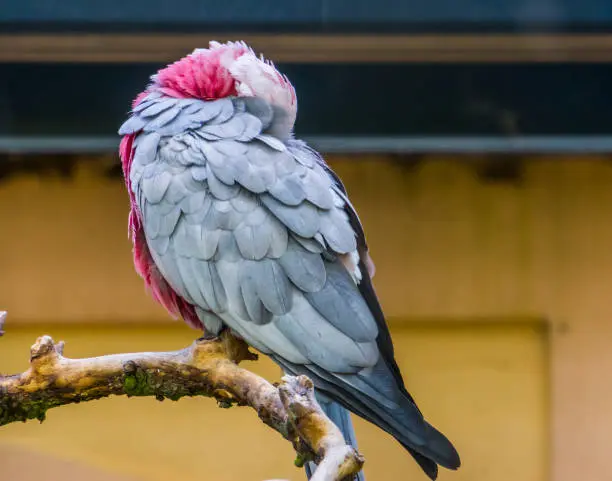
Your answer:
[0,332,364,480]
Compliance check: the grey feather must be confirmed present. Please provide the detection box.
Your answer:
[202,200,240,231]
[132,97,157,113]
[291,233,325,254]
[182,195,212,225]
[304,262,378,343]
[207,159,238,186]
[232,98,246,114]
[142,202,161,238]
[260,193,320,238]
[302,168,335,209]
[183,100,209,115]
[147,249,190,300]
[141,170,172,204]
[274,151,300,177]
[132,100,157,115]
[236,113,264,142]
[163,170,201,204]
[192,166,207,181]
[267,221,289,258]
[230,190,258,214]
[197,114,246,140]
[139,98,177,118]
[173,98,203,112]
[319,209,358,254]
[256,134,286,152]
[145,90,164,101]
[206,164,240,200]
[307,363,403,412]
[253,260,292,315]
[132,132,160,168]
[175,255,210,308]
[156,205,181,238]
[198,228,222,259]
[288,142,317,168]
[192,259,227,312]
[237,261,271,324]
[239,260,292,320]
[215,230,242,262]
[268,174,306,206]
[275,296,378,372]
[118,114,147,135]
[143,105,183,131]
[153,196,181,216]
[210,98,235,124]
[278,240,326,292]
[172,221,207,258]
[245,141,273,167]
[213,139,249,157]
[147,234,170,255]
[243,97,274,130]
[198,140,225,167]
[142,161,172,179]
[200,113,250,140]
[234,222,271,261]
[196,307,224,336]
[175,140,205,166]
[153,115,199,137]
[236,162,275,193]
[179,191,207,214]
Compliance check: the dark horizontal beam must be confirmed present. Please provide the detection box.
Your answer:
[4,33,612,63]
[3,0,612,31]
[2,136,612,155]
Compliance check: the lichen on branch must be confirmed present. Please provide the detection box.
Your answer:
[0,327,363,481]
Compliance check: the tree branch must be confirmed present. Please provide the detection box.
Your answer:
[0,326,363,481]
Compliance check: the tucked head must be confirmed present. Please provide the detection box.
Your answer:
[139,40,297,129]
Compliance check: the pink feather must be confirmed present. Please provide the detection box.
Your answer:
[120,128,202,330]
[154,44,248,100]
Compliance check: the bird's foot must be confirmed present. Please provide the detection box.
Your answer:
[197,331,220,342]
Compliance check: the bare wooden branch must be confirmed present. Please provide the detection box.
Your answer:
[0,329,363,481]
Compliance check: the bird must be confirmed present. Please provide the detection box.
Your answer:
[118,40,460,480]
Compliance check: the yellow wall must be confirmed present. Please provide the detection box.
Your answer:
[2,156,612,480]
[0,322,548,481]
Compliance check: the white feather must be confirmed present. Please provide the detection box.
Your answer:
[228,53,297,139]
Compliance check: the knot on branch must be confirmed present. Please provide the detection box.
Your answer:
[29,335,64,374]
[278,375,364,480]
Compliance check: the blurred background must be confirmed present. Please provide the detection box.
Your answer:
[2,1,612,480]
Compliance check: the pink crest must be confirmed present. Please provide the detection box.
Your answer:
[154,43,250,100]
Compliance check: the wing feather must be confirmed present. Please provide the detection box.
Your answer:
[127,94,394,417]
[124,89,459,478]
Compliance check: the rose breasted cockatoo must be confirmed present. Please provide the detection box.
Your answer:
[118,41,460,480]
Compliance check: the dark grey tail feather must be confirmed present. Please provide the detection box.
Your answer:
[305,361,460,469]
[275,356,460,479]
[406,447,439,480]
[304,394,366,481]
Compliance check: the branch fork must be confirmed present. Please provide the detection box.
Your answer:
[0,320,363,481]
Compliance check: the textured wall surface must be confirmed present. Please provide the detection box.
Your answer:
[2,156,612,480]
[0,323,547,481]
